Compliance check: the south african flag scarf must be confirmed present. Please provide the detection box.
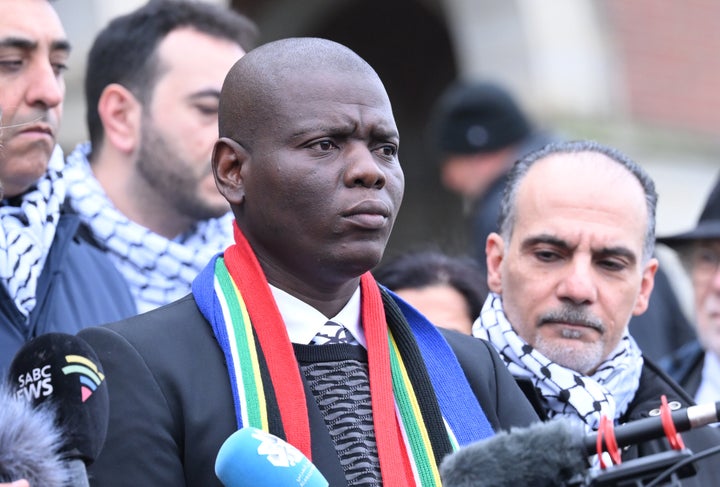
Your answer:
[192,223,494,485]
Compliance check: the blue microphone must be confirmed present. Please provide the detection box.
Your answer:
[215,427,329,487]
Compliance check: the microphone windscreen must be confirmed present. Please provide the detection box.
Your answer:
[440,418,588,487]
[7,333,109,465]
[215,427,329,487]
[0,383,70,486]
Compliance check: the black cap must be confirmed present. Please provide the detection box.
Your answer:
[657,176,720,246]
[431,80,532,156]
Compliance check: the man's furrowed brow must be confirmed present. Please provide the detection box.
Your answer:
[290,121,355,140]
[597,246,637,265]
[0,37,38,50]
[521,234,571,251]
[0,37,71,53]
[51,39,72,54]
[372,126,399,144]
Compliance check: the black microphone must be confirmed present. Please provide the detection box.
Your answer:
[440,419,588,487]
[7,333,110,486]
[441,402,720,487]
[0,383,70,486]
[584,401,720,454]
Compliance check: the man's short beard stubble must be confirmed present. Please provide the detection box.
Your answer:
[136,115,227,223]
[533,305,608,375]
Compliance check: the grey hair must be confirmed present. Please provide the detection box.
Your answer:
[497,140,658,262]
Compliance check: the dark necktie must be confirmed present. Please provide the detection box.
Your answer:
[310,320,359,345]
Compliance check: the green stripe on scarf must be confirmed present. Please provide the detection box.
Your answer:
[388,332,441,485]
[215,259,268,430]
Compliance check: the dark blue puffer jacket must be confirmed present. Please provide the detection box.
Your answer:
[0,203,137,374]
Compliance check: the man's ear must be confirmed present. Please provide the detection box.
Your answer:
[212,137,248,206]
[632,257,658,316]
[97,84,142,154]
[486,232,505,293]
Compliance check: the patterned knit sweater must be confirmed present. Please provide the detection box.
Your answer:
[294,343,381,486]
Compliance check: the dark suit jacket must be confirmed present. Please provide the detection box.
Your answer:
[660,340,705,398]
[0,207,136,374]
[79,294,538,487]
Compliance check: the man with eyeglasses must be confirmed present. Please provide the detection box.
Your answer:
[660,177,720,407]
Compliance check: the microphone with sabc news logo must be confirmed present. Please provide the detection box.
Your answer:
[7,333,110,487]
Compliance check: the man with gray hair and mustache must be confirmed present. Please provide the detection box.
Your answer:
[472,140,720,485]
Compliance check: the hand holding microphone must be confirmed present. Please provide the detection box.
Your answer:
[215,427,329,487]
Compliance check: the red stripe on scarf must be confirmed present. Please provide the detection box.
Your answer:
[361,273,415,485]
[224,225,312,459]
[225,223,414,484]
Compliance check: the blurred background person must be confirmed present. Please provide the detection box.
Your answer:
[374,249,487,335]
[0,0,135,374]
[428,79,694,361]
[428,80,555,275]
[660,176,720,405]
[63,0,257,313]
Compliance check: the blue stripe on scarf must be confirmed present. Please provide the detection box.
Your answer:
[192,254,245,429]
[384,287,495,446]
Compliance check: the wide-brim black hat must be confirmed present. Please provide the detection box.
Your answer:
[657,176,720,247]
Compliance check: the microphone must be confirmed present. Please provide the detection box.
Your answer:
[6,333,110,486]
[440,419,588,487]
[441,401,720,487]
[215,427,329,487]
[584,401,720,454]
[0,383,70,486]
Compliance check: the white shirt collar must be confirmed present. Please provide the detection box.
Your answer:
[269,284,365,348]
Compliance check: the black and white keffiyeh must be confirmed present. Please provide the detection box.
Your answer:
[473,293,642,431]
[64,142,234,313]
[0,145,65,321]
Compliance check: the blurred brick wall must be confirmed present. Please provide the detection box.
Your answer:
[605,0,720,137]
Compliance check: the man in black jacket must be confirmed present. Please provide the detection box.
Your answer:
[472,140,720,485]
[78,37,539,487]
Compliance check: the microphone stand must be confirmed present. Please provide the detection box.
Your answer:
[566,449,704,487]
[567,398,720,486]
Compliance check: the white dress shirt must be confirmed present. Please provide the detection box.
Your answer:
[695,351,720,413]
[269,284,366,348]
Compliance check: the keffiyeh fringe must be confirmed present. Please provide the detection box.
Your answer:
[65,142,234,312]
[473,293,642,431]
